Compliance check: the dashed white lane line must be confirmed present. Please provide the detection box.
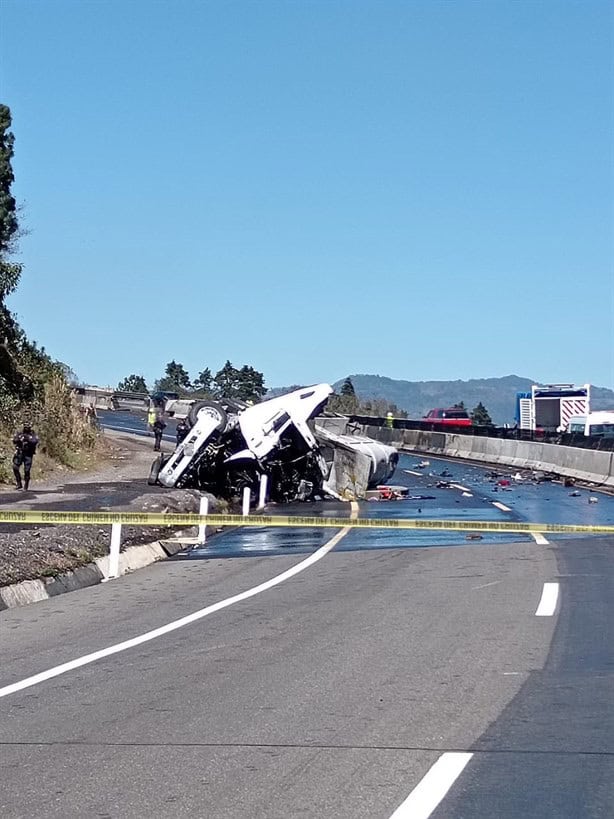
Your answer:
[535,582,559,616]
[492,501,512,512]
[403,469,423,476]
[531,532,550,545]
[450,483,469,492]
[389,752,473,819]
[0,527,351,700]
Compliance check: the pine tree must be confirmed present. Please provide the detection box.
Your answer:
[154,360,192,394]
[340,377,356,397]
[471,402,493,426]
[117,374,148,393]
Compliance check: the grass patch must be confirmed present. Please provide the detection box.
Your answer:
[0,375,103,486]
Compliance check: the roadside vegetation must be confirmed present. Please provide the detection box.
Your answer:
[117,359,268,403]
[0,103,100,485]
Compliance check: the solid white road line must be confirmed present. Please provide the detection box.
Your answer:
[389,752,473,819]
[535,582,559,616]
[531,532,550,545]
[0,527,350,699]
[492,501,512,512]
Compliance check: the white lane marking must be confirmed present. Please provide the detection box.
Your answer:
[531,532,549,545]
[472,580,501,590]
[492,501,512,512]
[389,752,473,819]
[450,483,469,492]
[535,582,559,616]
[0,528,350,699]
[350,501,359,519]
[403,469,423,476]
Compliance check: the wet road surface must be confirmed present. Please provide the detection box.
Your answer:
[1,423,611,817]
[183,453,614,559]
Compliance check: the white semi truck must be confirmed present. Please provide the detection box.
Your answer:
[149,383,398,503]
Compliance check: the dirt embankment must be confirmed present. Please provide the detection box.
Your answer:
[0,430,222,588]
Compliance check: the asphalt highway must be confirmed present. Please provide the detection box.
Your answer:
[1,447,613,816]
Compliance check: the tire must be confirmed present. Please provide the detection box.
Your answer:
[187,400,228,431]
[148,454,163,485]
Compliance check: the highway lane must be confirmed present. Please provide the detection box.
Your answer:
[432,536,614,818]
[0,534,556,817]
[1,447,614,816]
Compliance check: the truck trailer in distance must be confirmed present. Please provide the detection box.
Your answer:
[516,384,590,432]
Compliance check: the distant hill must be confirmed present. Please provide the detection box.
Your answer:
[329,375,614,425]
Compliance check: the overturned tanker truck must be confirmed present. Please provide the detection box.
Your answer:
[148,383,398,503]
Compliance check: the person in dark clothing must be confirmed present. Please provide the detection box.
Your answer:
[13,424,39,490]
[175,419,189,447]
[152,415,166,451]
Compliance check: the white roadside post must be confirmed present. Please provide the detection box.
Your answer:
[257,474,268,510]
[106,522,122,580]
[242,486,251,517]
[197,495,209,545]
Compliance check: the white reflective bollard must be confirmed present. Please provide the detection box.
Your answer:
[242,486,251,517]
[257,474,268,510]
[107,522,122,580]
[197,495,209,545]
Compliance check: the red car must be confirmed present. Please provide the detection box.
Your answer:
[423,407,472,426]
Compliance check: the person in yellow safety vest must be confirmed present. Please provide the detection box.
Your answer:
[147,406,157,432]
[386,411,394,429]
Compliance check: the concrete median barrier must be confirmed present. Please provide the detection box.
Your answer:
[356,424,614,488]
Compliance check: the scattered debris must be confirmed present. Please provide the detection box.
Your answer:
[465,533,483,541]
[367,485,408,501]
[588,496,599,504]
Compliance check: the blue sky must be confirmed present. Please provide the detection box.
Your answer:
[2,0,613,392]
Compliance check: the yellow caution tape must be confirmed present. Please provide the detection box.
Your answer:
[0,510,613,534]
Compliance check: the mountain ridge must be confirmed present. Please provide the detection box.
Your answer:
[332,375,614,424]
[268,375,614,425]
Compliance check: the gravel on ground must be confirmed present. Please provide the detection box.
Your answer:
[0,430,222,587]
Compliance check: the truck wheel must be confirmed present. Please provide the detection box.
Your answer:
[187,400,228,431]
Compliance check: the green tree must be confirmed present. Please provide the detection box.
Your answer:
[340,377,356,397]
[236,365,266,402]
[212,361,266,401]
[154,360,192,394]
[117,374,148,393]
[0,104,22,302]
[471,402,493,426]
[192,367,213,395]
[213,360,239,397]
[0,103,52,403]
[0,103,23,398]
